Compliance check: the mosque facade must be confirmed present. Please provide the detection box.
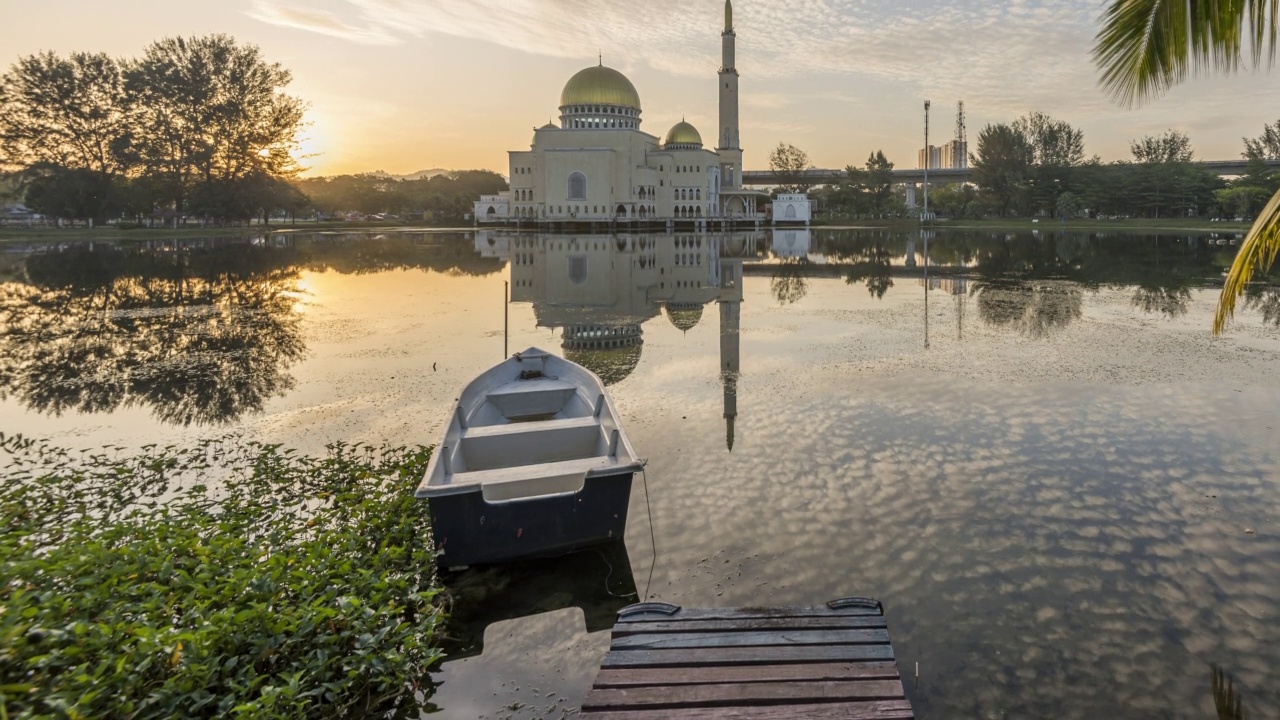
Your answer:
[475,1,769,227]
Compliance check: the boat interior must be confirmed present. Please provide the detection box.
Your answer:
[426,351,639,503]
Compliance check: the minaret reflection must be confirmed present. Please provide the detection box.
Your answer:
[719,236,745,452]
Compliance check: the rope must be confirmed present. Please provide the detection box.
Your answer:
[639,462,658,601]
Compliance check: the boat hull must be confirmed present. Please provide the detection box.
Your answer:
[428,470,634,568]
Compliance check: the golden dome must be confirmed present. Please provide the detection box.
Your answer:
[560,65,642,110]
[664,121,703,148]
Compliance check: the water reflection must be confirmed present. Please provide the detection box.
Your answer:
[1245,285,1280,327]
[1212,665,1248,720]
[0,244,306,426]
[971,279,1084,339]
[484,231,751,450]
[0,233,506,426]
[436,541,636,661]
[769,259,809,306]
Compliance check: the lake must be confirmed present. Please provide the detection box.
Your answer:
[1,227,1277,719]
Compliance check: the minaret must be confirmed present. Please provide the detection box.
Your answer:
[718,0,743,190]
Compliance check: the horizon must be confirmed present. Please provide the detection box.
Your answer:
[3,0,1279,178]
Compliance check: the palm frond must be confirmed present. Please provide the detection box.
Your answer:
[1215,186,1280,334]
[1094,0,1279,106]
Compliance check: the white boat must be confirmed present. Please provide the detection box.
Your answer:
[417,348,643,567]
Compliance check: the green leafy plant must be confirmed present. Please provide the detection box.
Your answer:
[0,436,442,719]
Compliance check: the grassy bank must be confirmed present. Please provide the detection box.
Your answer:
[0,437,443,719]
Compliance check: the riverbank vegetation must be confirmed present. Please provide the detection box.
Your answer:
[0,436,443,718]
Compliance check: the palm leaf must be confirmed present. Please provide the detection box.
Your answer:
[1094,0,1279,106]
[1215,185,1280,334]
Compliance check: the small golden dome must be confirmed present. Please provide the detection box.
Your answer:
[664,120,703,148]
[560,65,642,110]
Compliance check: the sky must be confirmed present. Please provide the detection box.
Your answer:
[4,0,1279,177]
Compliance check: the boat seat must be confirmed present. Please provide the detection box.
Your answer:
[446,456,621,502]
[485,379,577,397]
[483,380,579,420]
[463,415,598,439]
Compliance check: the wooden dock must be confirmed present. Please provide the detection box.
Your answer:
[579,597,914,719]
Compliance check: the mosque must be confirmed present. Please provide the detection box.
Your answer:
[474,1,772,227]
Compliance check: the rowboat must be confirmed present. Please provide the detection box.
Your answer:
[417,348,643,568]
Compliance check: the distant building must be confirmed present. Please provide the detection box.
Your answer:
[771,194,811,225]
[941,140,968,169]
[917,146,942,170]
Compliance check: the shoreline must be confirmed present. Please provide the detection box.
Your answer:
[0,217,1257,244]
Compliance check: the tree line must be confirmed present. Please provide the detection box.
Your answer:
[0,36,307,225]
[0,36,507,226]
[967,113,1280,221]
[294,171,507,221]
[773,115,1280,222]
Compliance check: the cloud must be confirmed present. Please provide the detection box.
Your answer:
[247,1,398,45]
[247,0,1105,106]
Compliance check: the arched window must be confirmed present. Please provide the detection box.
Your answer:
[567,172,587,201]
[785,204,797,220]
[696,188,701,200]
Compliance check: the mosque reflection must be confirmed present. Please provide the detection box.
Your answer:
[481,230,758,450]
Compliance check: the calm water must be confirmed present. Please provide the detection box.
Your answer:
[2,228,1278,719]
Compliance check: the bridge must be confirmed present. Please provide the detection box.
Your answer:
[740,159,1280,187]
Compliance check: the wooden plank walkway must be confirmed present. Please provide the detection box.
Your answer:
[579,597,914,719]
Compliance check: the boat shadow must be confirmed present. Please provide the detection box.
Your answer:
[434,540,638,661]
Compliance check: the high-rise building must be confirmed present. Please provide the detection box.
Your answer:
[941,140,968,169]
[918,145,942,170]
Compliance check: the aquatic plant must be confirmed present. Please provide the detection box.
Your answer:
[0,436,442,718]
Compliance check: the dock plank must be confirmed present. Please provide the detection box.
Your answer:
[591,662,902,688]
[611,628,891,650]
[578,699,915,719]
[581,599,912,718]
[612,616,887,636]
[583,679,906,710]
[617,607,883,623]
[601,644,895,668]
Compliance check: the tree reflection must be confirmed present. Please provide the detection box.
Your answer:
[1244,285,1280,327]
[840,243,895,299]
[0,246,306,426]
[1211,665,1247,720]
[971,279,1084,339]
[1131,285,1192,318]
[770,259,809,305]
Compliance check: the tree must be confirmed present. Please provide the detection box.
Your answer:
[1243,119,1280,160]
[1093,0,1280,332]
[23,164,123,222]
[1013,112,1085,167]
[864,151,896,216]
[124,35,306,216]
[1131,130,1194,164]
[768,142,812,193]
[971,124,1033,216]
[0,52,130,176]
[1055,191,1081,220]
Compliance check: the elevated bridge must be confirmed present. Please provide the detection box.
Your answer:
[741,159,1280,187]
